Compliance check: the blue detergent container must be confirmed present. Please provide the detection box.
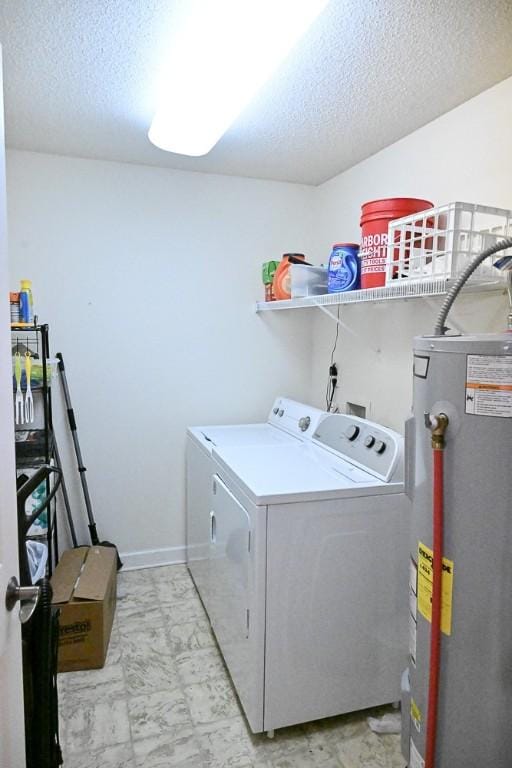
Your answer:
[327,243,361,292]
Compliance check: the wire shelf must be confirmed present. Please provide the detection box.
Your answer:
[255,276,508,312]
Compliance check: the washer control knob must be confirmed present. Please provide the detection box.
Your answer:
[298,416,311,432]
[345,425,360,441]
[364,435,375,448]
[374,440,386,454]
[278,409,284,417]
[273,407,279,415]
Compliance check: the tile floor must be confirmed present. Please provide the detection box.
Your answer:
[58,564,405,767]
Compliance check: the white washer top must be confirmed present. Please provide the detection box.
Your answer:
[187,397,325,455]
[213,443,401,506]
[212,412,405,506]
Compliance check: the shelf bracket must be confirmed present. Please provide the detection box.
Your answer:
[313,300,381,356]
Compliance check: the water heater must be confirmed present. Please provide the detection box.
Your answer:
[403,332,512,767]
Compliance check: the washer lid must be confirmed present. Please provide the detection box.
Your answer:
[187,398,326,453]
[212,443,403,506]
[187,423,300,454]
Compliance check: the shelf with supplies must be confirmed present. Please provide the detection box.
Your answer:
[257,202,512,313]
[11,322,60,580]
[12,322,53,460]
[255,276,508,312]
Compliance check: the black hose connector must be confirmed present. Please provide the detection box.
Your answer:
[434,237,512,336]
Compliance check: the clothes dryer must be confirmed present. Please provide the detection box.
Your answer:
[186,397,325,618]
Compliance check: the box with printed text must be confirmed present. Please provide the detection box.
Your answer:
[51,546,117,672]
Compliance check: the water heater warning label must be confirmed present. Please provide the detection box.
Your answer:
[417,542,454,636]
[466,355,512,418]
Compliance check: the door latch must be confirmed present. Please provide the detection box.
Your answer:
[5,577,40,624]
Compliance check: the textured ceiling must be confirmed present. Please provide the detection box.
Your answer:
[0,0,511,185]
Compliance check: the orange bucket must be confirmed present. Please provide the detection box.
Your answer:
[360,198,433,288]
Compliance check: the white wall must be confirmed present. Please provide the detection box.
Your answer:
[310,76,512,431]
[7,76,512,566]
[6,151,318,566]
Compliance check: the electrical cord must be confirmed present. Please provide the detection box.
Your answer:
[325,305,340,411]
[326,363,338,412]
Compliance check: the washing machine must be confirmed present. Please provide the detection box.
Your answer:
[186,397,326,618]
[208,412,410,734]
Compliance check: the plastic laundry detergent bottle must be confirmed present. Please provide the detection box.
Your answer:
[273,254,308,300]
[327,243,360,293]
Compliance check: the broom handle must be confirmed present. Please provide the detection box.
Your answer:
[56,353,99,543]
[52,437,78,548]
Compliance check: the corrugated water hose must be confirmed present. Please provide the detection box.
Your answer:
[434,236,512,336]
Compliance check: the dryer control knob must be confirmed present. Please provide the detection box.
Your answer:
[299,416,311,432]
[374,440,386,454]
[364,435,375,448]
[345,425,360,441]
[278,409,284,417]
[273,407,279,415]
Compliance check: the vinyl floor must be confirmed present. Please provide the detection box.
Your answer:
[58,564,405,767]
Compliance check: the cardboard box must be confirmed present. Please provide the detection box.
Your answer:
[51,546,117,672]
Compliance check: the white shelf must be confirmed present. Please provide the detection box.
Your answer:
[255,277,506,312]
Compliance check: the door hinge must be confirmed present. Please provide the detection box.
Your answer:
[246,608,250,638]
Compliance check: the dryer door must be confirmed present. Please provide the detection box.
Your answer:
[210,474,250,646]
[186,436,213,614]
[210,474,259,722]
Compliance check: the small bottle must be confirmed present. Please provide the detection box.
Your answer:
[262,260,279,301]
[19,279,34,323]
[9,292,21,324]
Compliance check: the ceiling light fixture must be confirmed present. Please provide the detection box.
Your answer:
[148,0,329,157]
